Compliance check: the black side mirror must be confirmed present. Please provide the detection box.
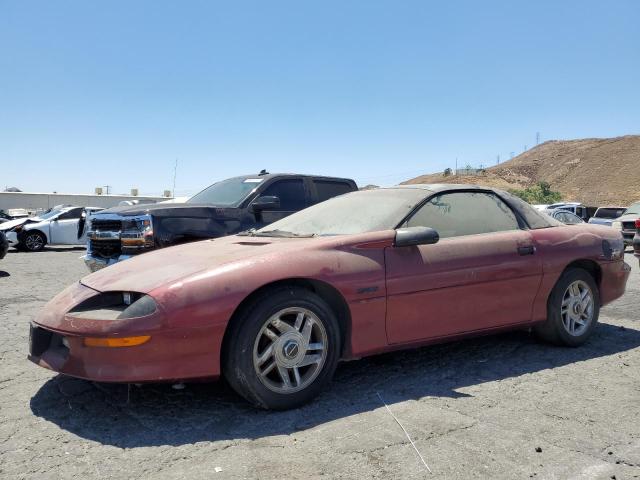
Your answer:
[252,195,281,212]
[394,226,439,247]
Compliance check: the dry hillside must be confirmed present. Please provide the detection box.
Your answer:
[403,135,640,206]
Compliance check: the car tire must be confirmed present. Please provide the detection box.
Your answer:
[534,268,600,347]
[22,231,46,252]
[222,287,341,410]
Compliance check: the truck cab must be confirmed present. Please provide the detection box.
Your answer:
[85,172,357,271]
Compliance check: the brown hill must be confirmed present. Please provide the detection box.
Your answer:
[403,135,640,206]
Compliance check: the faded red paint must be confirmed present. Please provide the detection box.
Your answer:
[30,224,629,383]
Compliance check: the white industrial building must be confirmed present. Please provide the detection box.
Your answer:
[0,190,172,212]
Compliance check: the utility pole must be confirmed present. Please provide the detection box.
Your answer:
[172,158,178,197]
[103,185,112,195]
[455,157,458,175]
[536,131,540,145]
[524,145,527,152]
[496,155,500,165]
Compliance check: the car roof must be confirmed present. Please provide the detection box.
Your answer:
[383,183,505,193]
[228,173,355,182]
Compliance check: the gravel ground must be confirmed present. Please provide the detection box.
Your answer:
[0,247,639,480]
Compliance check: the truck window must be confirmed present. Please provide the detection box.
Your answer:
[313,180,353,202]
[261,179,307,211]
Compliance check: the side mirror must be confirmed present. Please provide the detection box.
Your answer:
[394,226,439,247]
[252,195,280,212]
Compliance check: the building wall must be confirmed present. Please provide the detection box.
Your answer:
[0,192,171,211]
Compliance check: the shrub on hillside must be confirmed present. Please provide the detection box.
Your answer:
[509,182,562,204]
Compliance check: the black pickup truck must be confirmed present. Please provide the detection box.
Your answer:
[84,172,357,271]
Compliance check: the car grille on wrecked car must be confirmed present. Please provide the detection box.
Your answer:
[90,220,123,258]
[91,219,122,231]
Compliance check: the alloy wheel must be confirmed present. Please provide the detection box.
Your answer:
[253,307,328,394]
[561,280,594,336]
[25,233,44,251]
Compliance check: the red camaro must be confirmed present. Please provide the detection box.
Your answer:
[30,185,630,409]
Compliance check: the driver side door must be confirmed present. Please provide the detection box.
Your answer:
[49,208,83,245]
[385,191,543,344]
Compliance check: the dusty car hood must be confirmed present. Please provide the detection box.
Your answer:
[79,235,315,293]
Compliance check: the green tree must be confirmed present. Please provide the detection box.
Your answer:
[509,182,562,204]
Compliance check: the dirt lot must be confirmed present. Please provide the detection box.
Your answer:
[0,247,639,479]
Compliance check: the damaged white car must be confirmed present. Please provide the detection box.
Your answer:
[0,206,103,252]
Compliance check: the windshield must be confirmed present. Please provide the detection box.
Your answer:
[37,208,65,220]
[253,188,426,237]
[624,202,640,215]
[188,177,263,206]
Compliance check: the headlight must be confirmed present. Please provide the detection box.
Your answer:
[611,221,622,230]
[67,291,157,320]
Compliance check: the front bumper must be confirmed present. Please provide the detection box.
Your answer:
[6,231,18,246]
[29,282,223,382]
[599,260,631,306]
[28,322,221,383]
[83,253,133,272]
[621,231,634,246]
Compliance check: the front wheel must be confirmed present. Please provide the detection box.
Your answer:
[223,288,341,410]
[534,268,600,346]
[22,231,46,252]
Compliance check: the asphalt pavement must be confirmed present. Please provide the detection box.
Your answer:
[0,247,638,479]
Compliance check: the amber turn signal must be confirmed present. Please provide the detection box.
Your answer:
[83,336,151,347]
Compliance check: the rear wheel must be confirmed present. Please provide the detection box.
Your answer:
[22,231,46,252]
[223,287,341,410]
[534,268,600,346]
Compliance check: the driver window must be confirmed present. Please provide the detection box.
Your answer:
[57,208,83,220]
[406,192,520,238]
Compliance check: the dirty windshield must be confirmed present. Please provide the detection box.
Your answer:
[255,188,425,237]
[188,177,263,206]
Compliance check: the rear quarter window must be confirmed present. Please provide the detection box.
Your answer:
[313,180,354,202]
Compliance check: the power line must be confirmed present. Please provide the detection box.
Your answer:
[172,158,178,196]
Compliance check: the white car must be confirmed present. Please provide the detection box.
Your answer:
[0,206,103,252]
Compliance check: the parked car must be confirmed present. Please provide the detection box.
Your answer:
[611,201,640,247]
[84,172,358,271]
[30,185,629,410]
[0,230,8,260]
[0,206,103,252]
[0,209,30,223]
[588,206,626,226]
[549,210,584,225]
[544,202,592,221]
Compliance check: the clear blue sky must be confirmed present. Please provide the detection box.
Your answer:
[1,1,639,196]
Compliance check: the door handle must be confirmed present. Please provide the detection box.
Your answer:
[517,245,536,256]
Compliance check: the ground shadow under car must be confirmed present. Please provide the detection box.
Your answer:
[29,322,640,449]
